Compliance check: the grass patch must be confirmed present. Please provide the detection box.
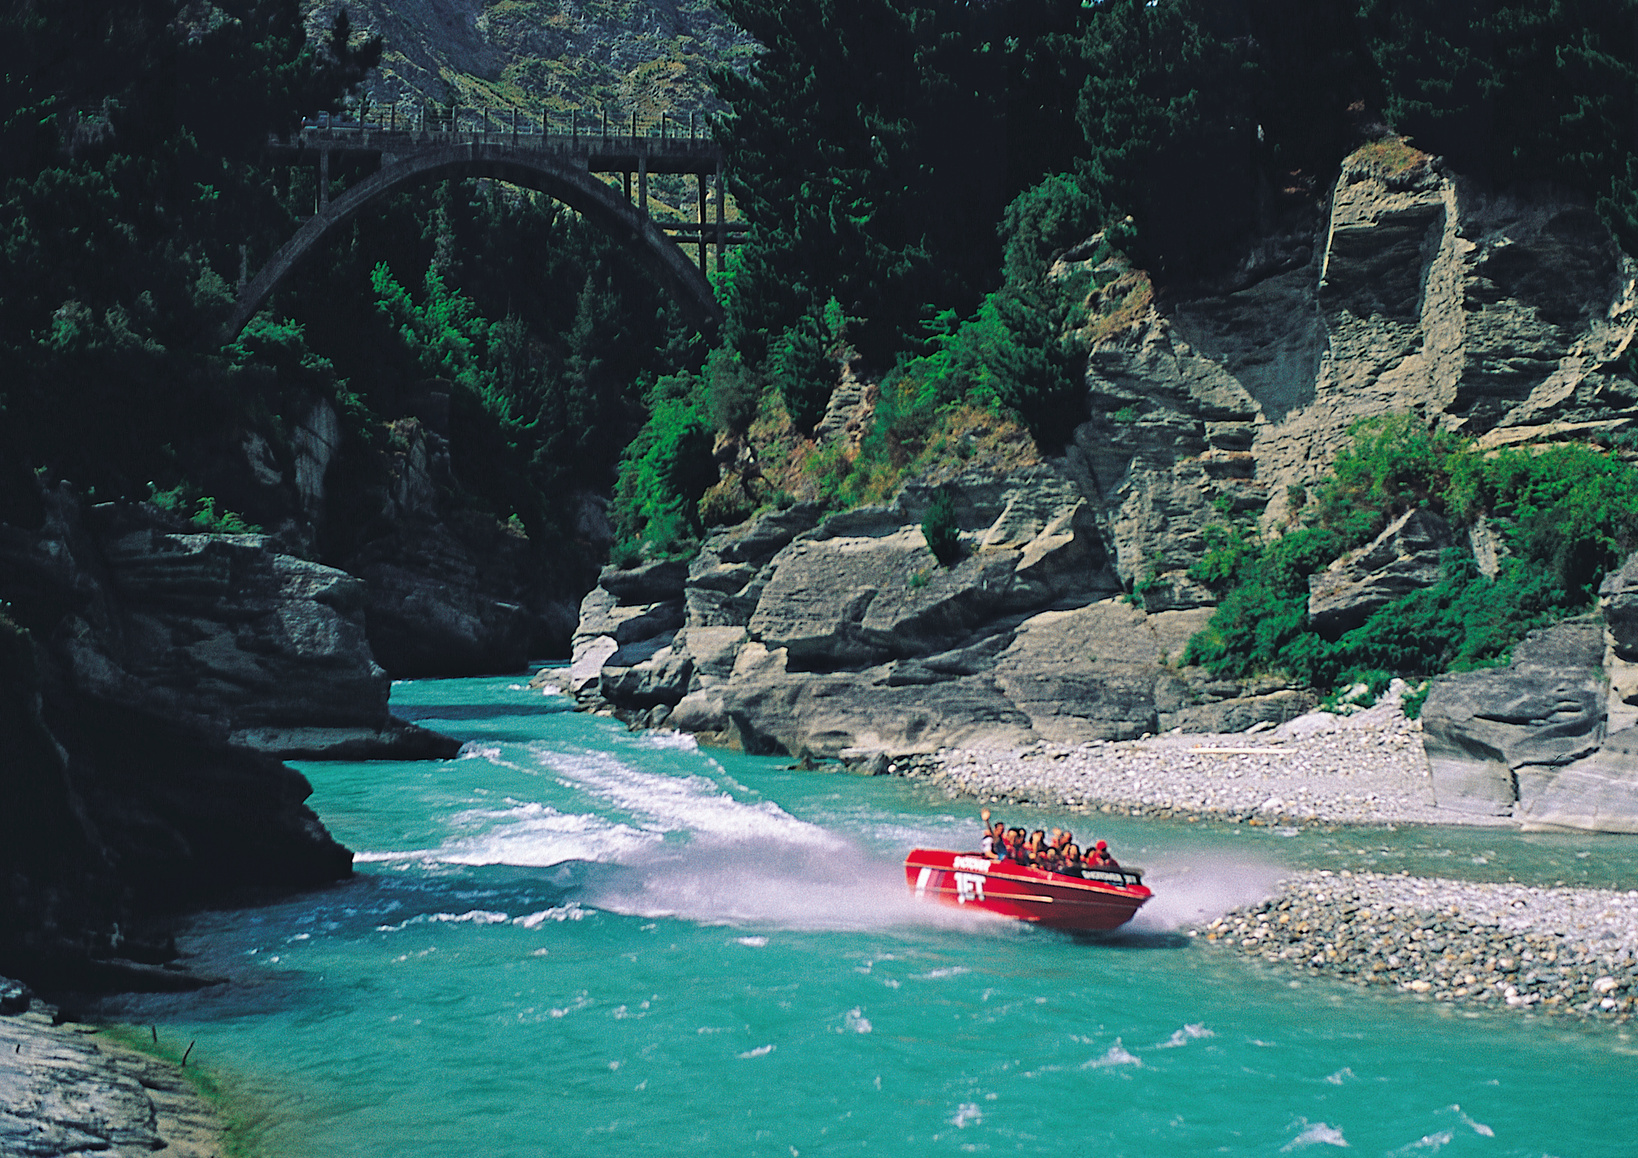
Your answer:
[99,1024,270,1158]
[1346,136,1433,181]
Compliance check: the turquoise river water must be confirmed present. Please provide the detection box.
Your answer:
[101,671,1638,1156]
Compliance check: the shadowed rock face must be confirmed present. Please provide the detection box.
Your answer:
[0,485,434,989]
[0,490,456,761]
[331,420,580,677]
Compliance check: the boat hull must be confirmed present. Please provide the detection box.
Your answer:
[904,848,1151,931]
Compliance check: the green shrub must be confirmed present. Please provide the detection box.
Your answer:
[608,374,717,560]
[1313,413,1465,547]
[1184,416,1638,693]
[921,487,962,567]
[706,347,762,434]
[147,483,261,534]
[767,299,849,435]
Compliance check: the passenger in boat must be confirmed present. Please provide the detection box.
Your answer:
[1004,827,1026,862]
[1038,845,1062,873]
[1061,844,1084,874]
[1028,830,1048,864]
[979,810,1007,860]
[1088,840,1120,868]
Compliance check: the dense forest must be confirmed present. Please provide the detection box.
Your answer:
[5,0,1638,693]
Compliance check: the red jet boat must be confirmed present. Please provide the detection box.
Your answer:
[903,849,1152,931]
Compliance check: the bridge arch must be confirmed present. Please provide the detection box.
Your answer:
[222,141,723,344]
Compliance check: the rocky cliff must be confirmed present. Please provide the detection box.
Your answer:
[0,484,462,990]
[224,399,587,677]
[303,0,755,115]
[571,151,1638,832]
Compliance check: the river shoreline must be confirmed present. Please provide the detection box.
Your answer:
[889,697,1490,829]
[0,985,227,1156]
[877,697,1638,1025]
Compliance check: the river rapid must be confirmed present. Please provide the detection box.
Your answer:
[98,672,1638,1156]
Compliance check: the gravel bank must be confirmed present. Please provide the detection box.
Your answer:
[896,698,1512,828]
[1203,870,1638,1023]
[879,695,1638,1024]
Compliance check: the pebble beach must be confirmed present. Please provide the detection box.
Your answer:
[912,696,1485,829]
[887,694,1638,1024]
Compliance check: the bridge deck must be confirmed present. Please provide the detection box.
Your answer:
[268,126,724,176]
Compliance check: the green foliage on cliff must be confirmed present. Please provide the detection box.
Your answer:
[1184,417,1638,690]
[609,374,718,560]
[0,0,378,518]
[712,0,1089,367]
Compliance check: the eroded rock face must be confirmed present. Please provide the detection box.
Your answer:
[1307,508,1452,638]
[576,472,1282,757]
[2,490,454,761]
[1518,727,1638,833]
[1422,619,1607,817]
[0,486,377,986]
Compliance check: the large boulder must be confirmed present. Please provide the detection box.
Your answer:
[1518,727,1638,832]
[8,494,457,761]
[1307,508,1452,638]
[991,602,1213,743]
[1421,619,1606,815]
[746,523,1023,667]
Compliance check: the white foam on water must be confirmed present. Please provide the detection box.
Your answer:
[738,1044,776,1058]
[1281,1120,1350,1150]
[736,936,769,947]
[459,745,503,761]
[1390,1131,1453,1155]
[1447,1105,1494,1137]
[843,1007,873,1034]
[512,748,994,931]
[1324,1067,1355,1085]
[413,801,656,868]
[536,747,843,849]
[638,730,698,751]
[375,909,510,932]
[950,1103,982,1129]
[431,909,509,925]
[1153,1023,1214,1048]
[515,904,587,928]
[1082,1039,1142,1069]
[1126,854,1286,930]
[912,967,971,981]
[548,992,593,1019]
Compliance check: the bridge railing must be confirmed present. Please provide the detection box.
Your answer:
[291,105,723,151]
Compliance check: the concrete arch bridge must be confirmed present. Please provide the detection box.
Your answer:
[223,110,746,344]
